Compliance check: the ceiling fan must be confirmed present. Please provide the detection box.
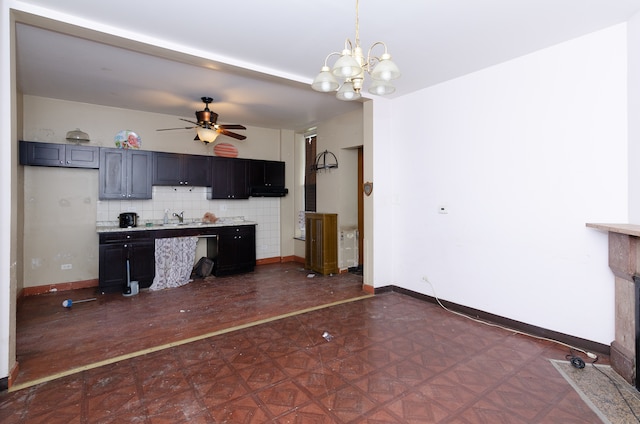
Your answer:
[157,97,247,142]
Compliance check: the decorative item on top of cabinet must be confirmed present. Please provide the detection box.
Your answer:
[152,152,211,186]
[99,148,152,200]
[19,141,99,168]
[305,213,339,275]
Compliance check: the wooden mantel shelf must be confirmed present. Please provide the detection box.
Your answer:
[586,223,640,238]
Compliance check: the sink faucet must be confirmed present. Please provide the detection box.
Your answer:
[173,211,184,223]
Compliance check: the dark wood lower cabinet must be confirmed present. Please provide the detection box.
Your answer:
[215,225,256,276]
[98,225,256,291]
[98,232,155,293]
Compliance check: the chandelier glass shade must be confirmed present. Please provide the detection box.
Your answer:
[311,0,400,101]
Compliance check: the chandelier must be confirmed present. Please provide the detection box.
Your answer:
[311,0,400,101]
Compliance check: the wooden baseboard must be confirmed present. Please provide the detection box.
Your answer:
[256,257,282,266]
[256,256,305,266]
[8,362,19,389]
[281,255,305,264]
[20,279,99,298]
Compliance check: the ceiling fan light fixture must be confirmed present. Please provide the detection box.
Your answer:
[311,0,400,101]
[196,126,219,143]
[311,66,340,92]
[156,97,247,141]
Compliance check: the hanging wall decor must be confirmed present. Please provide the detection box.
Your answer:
[364,182,373,196]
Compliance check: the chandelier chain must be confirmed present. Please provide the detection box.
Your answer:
[355,0,360,47]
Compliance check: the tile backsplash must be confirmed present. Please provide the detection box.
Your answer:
[97,186,281,259]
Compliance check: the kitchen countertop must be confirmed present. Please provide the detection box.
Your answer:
[97,218,257,233]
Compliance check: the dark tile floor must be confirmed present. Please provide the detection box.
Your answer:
[1,263,611,422]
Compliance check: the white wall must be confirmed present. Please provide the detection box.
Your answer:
[0,0,14,382]
[629,13,640,221]
[315,108,362,229]
[367,98,395,288]
[382,24,629,345]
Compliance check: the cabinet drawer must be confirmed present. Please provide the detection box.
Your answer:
[99,231,151,244]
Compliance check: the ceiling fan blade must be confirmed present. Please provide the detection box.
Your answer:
[217,124,246,130]
[219,128,247,140]
[156,126,196,131]
[179,118,199,125]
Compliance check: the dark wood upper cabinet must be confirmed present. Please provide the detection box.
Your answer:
[20,141,99,168]
[208,157,249,199]
[22,141,288,200]
[99,148,152,200]
[152,152,211,186]
[249,160,285,187]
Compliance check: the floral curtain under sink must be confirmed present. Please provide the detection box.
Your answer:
[150,237,198,291]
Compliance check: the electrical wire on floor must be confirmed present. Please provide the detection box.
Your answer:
[421,277,598,361]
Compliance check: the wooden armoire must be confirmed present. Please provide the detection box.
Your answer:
[305,213,338,275]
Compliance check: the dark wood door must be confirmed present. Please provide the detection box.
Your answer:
[215,229,236,275]
[183,155,211,186]
[129,240,155,288]
[228,159,249,198]
[65,145,99,168]
[127,150,153,199]
[98,243,127,293]
[214,226,256,276]
[264,160,285,186]
[249,160,285,187]
[210,157,230,198]
[234,226,256,271]
[20,141,65,167]
[99,148,127,199]
[152,152,182,185]
[209,157,248,199]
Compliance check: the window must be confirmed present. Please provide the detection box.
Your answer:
[305,134,317,212]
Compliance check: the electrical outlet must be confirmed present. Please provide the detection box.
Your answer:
[61,264,72,270]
